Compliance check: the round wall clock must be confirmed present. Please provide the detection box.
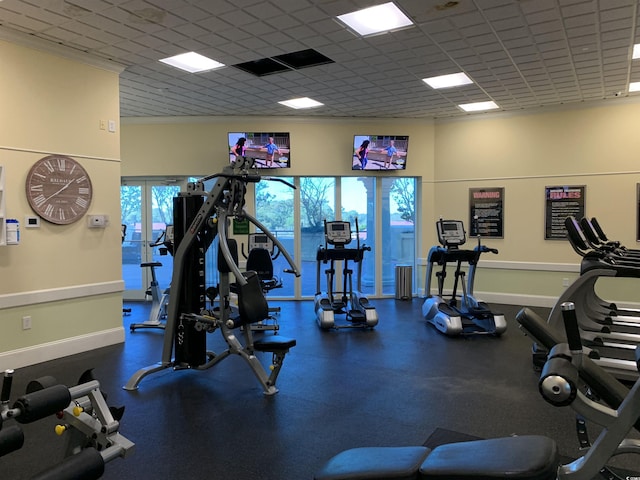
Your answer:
[25,155,93,225]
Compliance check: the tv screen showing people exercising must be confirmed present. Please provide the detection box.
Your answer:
[352,134,408,171]
[228,132,291,169]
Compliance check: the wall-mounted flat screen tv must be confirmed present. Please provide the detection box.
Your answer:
[228,132,290,169]
[352,135,409,170]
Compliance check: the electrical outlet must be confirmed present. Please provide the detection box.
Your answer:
[99,119,106,130]
[22,316,32,330]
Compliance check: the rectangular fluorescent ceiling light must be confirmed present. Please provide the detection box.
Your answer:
[337,2,413,36]
[633,44,640,59]
[458,101,499,112]
[160,52,225,73]
[423,72,473,89]
[278,97,324,109]
[629,82,640,92]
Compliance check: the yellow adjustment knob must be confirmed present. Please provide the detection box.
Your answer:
[73,406,84,416]
[269,365,275,371]
[55,425,67,436]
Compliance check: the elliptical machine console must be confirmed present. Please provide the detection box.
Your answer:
[437,219,466,247]
[325,221,352,245]
[315,219,378,330]
[422,219,506,336]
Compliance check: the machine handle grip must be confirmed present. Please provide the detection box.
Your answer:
[1,370,14,403]
[282,268,300,277]
[561,302,583,352]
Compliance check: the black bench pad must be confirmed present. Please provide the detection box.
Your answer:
[418,435,558,480]
[253,336,296,352]
[313,436,558,480]
[314,446,430,480]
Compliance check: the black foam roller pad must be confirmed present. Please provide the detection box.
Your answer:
[31,447,105,480]
[26,375,58,394]
[0,424,24,457]
[13,384,71,424]
[539,356,578,407]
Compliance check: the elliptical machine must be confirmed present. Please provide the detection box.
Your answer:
[422,219,506,336]
[315,219,378,330]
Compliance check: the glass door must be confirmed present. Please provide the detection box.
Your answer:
[381,177,416,295]
[254,177,296,297]
[121,179,182,300]
[299,177,335,297]
[341,177,376,295]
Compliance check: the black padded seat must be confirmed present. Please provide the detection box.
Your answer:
[418,436,558,480]
[253,335,296,352]
[314,446,430,480]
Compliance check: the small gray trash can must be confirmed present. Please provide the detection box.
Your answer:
[395,264,413,300]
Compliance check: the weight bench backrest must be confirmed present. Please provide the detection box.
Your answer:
[219,238,269,327]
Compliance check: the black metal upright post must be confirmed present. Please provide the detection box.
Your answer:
[172,194,207,367]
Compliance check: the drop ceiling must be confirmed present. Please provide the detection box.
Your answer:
[1,0,639,119]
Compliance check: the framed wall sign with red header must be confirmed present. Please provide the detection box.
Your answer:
[469,187,504,238]
[544,185,585,240]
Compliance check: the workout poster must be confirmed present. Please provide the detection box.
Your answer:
[469,187,504,238]
[544,185,585,240]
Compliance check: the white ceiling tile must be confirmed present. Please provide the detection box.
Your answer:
[1,0,637,119]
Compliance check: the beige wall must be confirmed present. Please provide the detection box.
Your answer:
[0,40,123,368]
[121,117,435,178]
[432,102,640,305]
[122,102,640,307]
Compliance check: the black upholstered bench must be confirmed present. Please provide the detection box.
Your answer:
[314,435,558,480]
[253,335,296,352]
[315,446,430,480]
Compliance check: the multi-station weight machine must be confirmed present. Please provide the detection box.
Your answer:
[124,156,300,395]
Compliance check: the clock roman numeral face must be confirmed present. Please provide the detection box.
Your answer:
[26,155,93,225]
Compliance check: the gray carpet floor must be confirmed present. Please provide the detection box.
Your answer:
[2,299,638,479]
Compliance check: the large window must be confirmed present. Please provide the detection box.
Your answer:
[341,177,375,295]
[122,176,418,302]
[254,176,418,299]
[121,180,182,300]
[300,178,335,297]
[254,177,295,297]
[381,177,416,295]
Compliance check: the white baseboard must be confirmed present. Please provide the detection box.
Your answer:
[471,292,558,308]
[0,327,125,371]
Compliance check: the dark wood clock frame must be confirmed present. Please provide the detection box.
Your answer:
[25,155,93,225]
